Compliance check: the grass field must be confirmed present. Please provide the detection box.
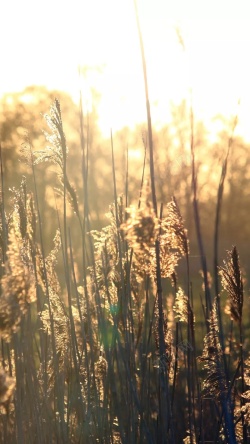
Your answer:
[0,90,249,444]
[0,9,250,444]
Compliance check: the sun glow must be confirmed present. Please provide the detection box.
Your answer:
[1,0,250,140]
[128,148,142,160]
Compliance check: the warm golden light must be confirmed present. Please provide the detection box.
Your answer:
[1,0,250,140]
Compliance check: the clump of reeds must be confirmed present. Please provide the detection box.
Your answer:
[1,91,250,443]
[0,180,36,341]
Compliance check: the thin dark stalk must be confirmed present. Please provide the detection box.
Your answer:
[190,106,212,321]
[239,318,247,441]
[214,115,238,381]
[78,97,96,412]
[213,118,237,296]
[138,131,147,209]
[171,321,179,411]
[134,3,174,440]
[110,130,126,313]
[134,2,157,216]
[27,136,62,439]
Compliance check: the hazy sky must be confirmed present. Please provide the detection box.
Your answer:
[1,0,250,139]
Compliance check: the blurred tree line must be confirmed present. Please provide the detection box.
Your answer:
[0,85,250,288]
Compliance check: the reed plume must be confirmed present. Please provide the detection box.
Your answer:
[219,246,243,324]
[173,287,189,323]
[122,195,188,281]
[34,99,80,219]
[199,301,227,397]
[0,368,15,405]
[0,221,35,341]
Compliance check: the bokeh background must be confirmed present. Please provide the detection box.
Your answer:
[1,0,250,284]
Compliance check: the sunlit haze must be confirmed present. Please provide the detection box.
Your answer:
[1,0,250,140]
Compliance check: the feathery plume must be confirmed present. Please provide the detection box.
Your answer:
[173,287,189,323]
[0,227,36,341]
[121,196,188,281]
[0,368,15,404]
[199,301,227,397]
[219,246,243,323]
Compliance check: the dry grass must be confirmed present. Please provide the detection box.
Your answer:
[0,99,249,444]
